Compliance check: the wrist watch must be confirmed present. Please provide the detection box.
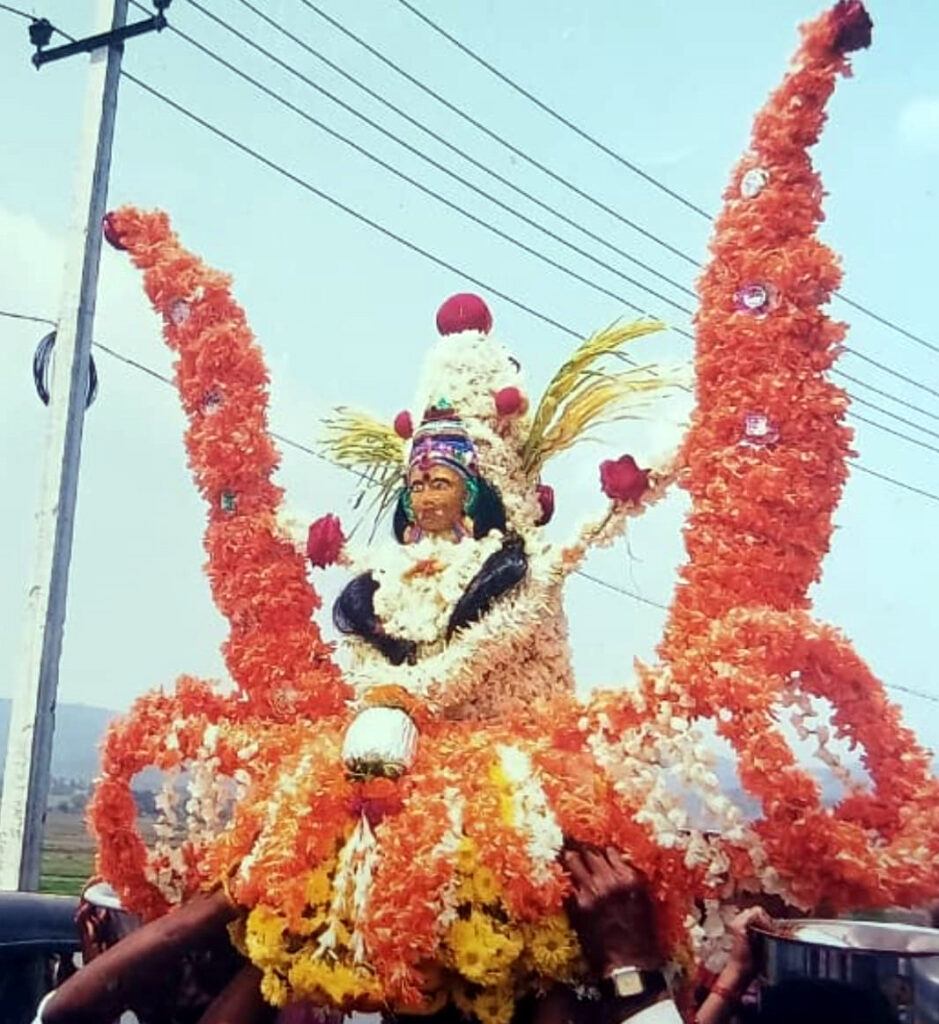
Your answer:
[603,965,667,1000]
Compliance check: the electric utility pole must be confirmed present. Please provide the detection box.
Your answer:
[0,0,170,892]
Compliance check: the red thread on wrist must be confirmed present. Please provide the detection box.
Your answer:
[710,981,739,1003]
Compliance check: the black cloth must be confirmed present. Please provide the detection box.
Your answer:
[333,536,528,664]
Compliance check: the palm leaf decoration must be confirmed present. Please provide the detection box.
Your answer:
[320,408,406,525]
[523,319,681,475]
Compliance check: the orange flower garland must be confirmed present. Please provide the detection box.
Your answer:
[657,0,939,913]
[100,207,350,722]
[88,208,352,917]
[88,677,244,918]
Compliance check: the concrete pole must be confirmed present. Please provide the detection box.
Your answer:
[0,0,129,891]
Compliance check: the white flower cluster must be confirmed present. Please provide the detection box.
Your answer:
[497,745,564,883]
[584,679,786,965]
[319,814,379,964]
[781,683,858,791]
[147,763,187,903]
[238,752,315,884]
[345,565,574,716]
[146,723,255,904]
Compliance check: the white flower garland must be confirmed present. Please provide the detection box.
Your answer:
[497,745,564,883]
[432,790,467,932]
[344,546,575,715]
[341,462,677,717]
[357,531,505,645]
[318,815,380,963]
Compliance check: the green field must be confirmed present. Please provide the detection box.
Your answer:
[40,811,96,895]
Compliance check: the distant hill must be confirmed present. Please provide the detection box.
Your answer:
[0,699,116,785]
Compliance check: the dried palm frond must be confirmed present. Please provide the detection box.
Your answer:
[320,408,406,528]
[533,365,686,467]
[523,319,677,474]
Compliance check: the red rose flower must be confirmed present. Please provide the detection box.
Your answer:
[535,483,555,526]
[600,455,650,504]
[494,386,527,417]
[101,212,126,251]
[306,514,344,568]
[830,1,872,53]
[393,410,413,440]
[435,293,493,336]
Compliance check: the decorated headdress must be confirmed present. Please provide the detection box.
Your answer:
[407,402,480,483]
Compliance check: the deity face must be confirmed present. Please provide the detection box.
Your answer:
[408,464,467,537]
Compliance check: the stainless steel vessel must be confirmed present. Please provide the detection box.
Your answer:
[754,920,939,1024]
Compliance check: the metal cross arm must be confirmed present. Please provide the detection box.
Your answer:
[30,0,170,68]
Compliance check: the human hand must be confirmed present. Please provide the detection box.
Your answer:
[562,845,662,976]
[724,905,773,984]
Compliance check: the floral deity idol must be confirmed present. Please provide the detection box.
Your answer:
[334,399,527,676]
[314,293,687,785]
[315,293,679,754]
[333,396,533,774]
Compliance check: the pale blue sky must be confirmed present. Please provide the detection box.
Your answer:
[1,2,937,759]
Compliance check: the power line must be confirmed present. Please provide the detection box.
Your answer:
[150,7,939,450]
[844,348,939,403]
[392,0,939,360]
[4,3,936,410]
[7,24,939,462]
[851,412,939,457]
[0,2,75,40]
[574,569,668,611]
[880,681,939,705]
[849,394,939,443]
[293,0,701,270]
[573,568,939,705]
[218,0,700,305]
[852,463,939,504]
[66,332,373,479]
[5,17,938,459]
[837,369,939,426]
[10,48,939,462]
[0,310,56,326]
[393,0,713,222]
[281,2,939,411]
[851,464,937,503]
[92,340,174,388]
[0,3,36,21]
[82,67,598,347]
[833,292,939,359]
[157,3,695,324]
[1,12,937,507]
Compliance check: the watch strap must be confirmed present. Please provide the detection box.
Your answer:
[603,967,667,1001]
